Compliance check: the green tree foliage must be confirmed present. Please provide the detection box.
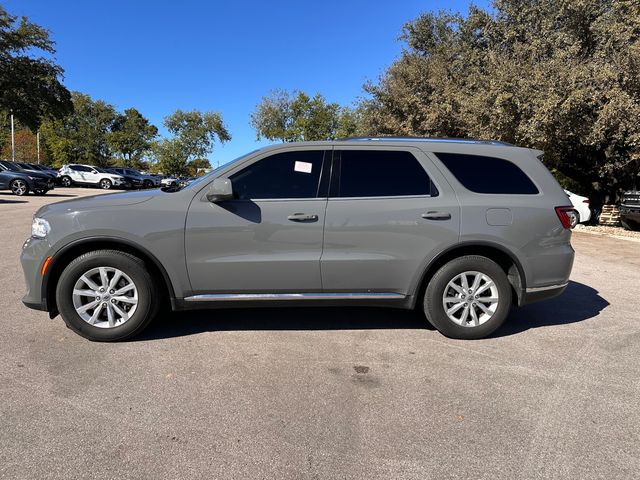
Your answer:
[108,108,158,168]
[251,89,359,142]
[40,92,116,167]
[154,110,230,176]
[0,6,72,130]
[359,0,640,202]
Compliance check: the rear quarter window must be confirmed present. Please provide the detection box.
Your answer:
[434,152,539,194]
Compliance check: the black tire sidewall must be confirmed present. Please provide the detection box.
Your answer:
[424,256,512,340]
[56,251,155,341]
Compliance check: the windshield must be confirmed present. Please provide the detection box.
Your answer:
[0,161,20,171]
[94,167,110,173]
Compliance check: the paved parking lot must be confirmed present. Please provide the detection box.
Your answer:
[1,188,639,479]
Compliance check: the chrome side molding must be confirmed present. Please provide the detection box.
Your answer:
[183,292,406,302]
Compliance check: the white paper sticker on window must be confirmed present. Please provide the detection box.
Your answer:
[294,161,313,174]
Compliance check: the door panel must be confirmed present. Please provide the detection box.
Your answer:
[321,148,460,295]
[184,148,330,294]
[185,199,327,293]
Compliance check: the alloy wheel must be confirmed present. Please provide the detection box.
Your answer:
[11,180,28,196]
[72,266,139,328]
[442,271,499,327]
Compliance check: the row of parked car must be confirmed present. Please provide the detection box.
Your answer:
[0,160,194,196]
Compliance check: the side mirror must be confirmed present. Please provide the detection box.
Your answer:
[206,177,234,202]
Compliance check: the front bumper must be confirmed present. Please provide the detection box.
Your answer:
[32,178,55,190]
[620,205,640,222]
[20,237,51,312]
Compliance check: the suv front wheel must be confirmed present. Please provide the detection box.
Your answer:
[55,250,158,341]
[99,178,113,189]
[424,255,512,339]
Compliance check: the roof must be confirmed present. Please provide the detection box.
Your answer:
[342,136,512,146]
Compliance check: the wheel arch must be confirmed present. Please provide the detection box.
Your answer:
[411,241,527,309]
[43,237,177,317]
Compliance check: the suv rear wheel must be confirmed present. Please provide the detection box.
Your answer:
[55,250,158,341]
[424,255,512,339]
[60,176,72,187]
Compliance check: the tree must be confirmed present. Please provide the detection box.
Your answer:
[0,6,72,130]
[359,1,640,203]
[154,109,230,176]
[108,108,158,168]
[0,127,43,162]
[40,92,116,167]
[251,90,359,142]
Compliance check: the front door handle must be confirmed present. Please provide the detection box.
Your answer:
[287,213,319,222]
[421,211,451,220]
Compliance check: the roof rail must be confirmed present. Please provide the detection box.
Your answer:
[341,136,512,146]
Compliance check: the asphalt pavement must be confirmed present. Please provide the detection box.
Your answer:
[1,188,638,479]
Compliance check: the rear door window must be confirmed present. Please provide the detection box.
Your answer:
[333,150,436,198]
[435,152,539,194]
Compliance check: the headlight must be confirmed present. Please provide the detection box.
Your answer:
[32,217,51,239]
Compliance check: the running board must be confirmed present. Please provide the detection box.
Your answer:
[183,292,406,302]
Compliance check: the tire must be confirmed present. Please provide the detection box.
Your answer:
[55,250,159,341]
[60,176,72,187]
[143,180,153,189]
[424,255,512,340]
[10,179,29,196]
[570,211,579,228]
[621,217,640,231]
[33,189,49,196]
[99,178,113,190]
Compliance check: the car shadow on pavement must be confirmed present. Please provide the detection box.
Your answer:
[493,280,609,337]
[137,280,608,341]
[0,199,28,204]
[138,306,429,341]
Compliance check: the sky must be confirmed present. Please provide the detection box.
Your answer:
[5,0,489,166]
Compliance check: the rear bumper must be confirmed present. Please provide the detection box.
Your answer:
[520,282,568,306]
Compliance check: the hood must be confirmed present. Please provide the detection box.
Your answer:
[36,189,158,217]
[15,170,51,180]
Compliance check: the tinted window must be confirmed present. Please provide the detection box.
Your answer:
[230,151,325,200]
[336,150,434,197]
[435,153,538,194]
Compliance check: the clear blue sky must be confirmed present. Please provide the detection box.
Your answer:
[5,0,488,166]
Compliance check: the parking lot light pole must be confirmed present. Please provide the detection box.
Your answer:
[10,112,15,162]
[37,130,40,164]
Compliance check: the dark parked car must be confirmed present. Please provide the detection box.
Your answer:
[106,168,144,189]
[0,160,55,196]
[16,162,59,181]
[620,191,640,231]
[109,168,160,188]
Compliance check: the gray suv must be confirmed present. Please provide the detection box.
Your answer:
[21,138,575,341]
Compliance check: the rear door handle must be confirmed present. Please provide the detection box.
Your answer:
[287,213,319,222]
[421,211,451,220]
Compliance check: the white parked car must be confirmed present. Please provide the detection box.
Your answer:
[160,176,179,187]
[565,190,591,227]
[58,164,126,190]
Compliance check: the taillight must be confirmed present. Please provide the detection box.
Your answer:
[555,206,575,229]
